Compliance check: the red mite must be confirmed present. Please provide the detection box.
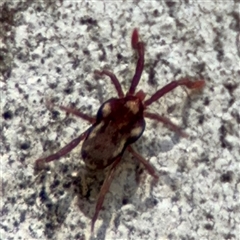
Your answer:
[35,29,205,232]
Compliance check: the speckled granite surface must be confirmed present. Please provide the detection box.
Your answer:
[1,1,240,240]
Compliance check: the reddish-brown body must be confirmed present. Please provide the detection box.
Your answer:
[35,29,205,233]
[82,96,145,170]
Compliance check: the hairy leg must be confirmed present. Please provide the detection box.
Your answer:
[35,130,89,170]
[128,146,159,180]
[144,78,205,106]
[94,70,124,98]
[144,111,188,138]
[58,105,95,123]
[91,156,122,232]
[128,28,144,95]
[46,100,95,123]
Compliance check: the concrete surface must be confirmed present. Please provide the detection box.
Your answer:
[1,1,239,240]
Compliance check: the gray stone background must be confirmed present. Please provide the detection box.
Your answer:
[1,1,239,240]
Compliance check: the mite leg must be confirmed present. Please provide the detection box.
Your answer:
[46,100,95,123]
[144,111,188,138]
[128,146,159,180]
[58,105,95,123]
[35,130,88,170]
[128,28,144,95]
[91,156,122,232]
[144,79,205,106]
[94,70,124,98]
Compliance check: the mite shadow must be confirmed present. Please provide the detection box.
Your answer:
[32,148,153,240]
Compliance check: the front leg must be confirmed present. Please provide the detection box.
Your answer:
[144,78,205,106]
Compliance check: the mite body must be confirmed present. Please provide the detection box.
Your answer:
[35,29,205,232]
[82,96,145,170]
